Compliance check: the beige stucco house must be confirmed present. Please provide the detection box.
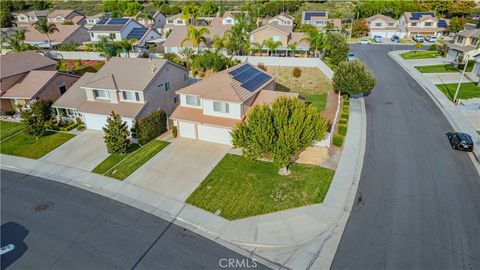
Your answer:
[266,13,294,26]
[366,14,405,38]
[13,10,48,27]
[47,9,85,25]
[0,52,59,112]
[171,63,298,145]
[249,24,309,56]
[52,57,189,130]
[24,24,90,48]
[301,11,341,32]
[399,12,439,38]
[447,29,480,61]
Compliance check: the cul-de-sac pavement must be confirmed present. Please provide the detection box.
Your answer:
[2,3,480,270]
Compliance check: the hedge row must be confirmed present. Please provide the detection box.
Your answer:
[132,110,167,145]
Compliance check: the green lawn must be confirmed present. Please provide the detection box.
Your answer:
[0,131,75,159]
[92,144,141,174]
[436,82,480,100]
[301,92,328,112]
[400,50,440,59]
[186,154,335,220]
[415,64,459,73]
[0,121,24,141]
[103,140,170,180]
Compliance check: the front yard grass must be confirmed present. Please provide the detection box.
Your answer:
[400,50,440,59]
[436,82,480,100]
[0,131,75,159]
[415,64,459,73]
[0,121,24,141]
[186,154,335,220]
[92,143,141,174]
[103,140,170,180]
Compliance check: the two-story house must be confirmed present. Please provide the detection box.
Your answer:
[249,24,309,56]
[13,10,48,27]
[447,29,480,61]
[52,57,189,130]
[266,13,294,26]
[47,9,85,25]
[135,11,166,30]
[84,13,110,29]
[88,18,161,49]
[164,13,187,33]
[24,24,90,48]
[366,14,405,38]
[301,11,341,32]
[398,12,439,38]
[171,63,298,145]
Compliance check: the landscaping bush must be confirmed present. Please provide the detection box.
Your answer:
[428,44,437,51]
[292,67,302,78]
[103,111,130,154]
[333,60,376,95]
[172,126,178,138]
[133,110,167,145]
[333,134,344,147]
[4,110,16,116]
[76,124,85,131]
[341,112,349,120]
[338,125,347,136]
[60,122,78,132]
[339,119,347,125]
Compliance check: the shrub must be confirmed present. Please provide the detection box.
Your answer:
[428,44,437,51]
[133,110,167,145]
[292,67,302,78]
[333,60,376,95]
[103,111,130,154]
[257,63,267,71]
[341,112,349,120]
[20,99,53,139]
[4,110,16,116]
[76,124,85,131]
[172,126,178,138]
[338,125,347,136]
[339,119,347,125]
[333,134,344,147]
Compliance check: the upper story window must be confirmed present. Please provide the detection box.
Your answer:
[424,22,433,27]
[457,36,464,44]
[411,22,417,26]
[164,81,170,91]
[185,95,200,106]
[109,33,116,39]
[272,35,281,42]
[184,73,188,81]
[122,91,140,101]
[93,89,109,100]
[388,22,395,26]
[375,22,381,27]
[175,19,183,24]
[471,38,478,46]
[213,101,229,113]
[90,33,94,38]
[225,19,232,24]
[167,20,174,24]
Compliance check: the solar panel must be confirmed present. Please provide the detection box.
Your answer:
[107,18,129,25]
[410,12,435,20]
[305,12,326,20]
[438,20,447,27]
[97,18,107,24]
[127,28,147,39]
[228,64,250,76]
[240,71,271,92]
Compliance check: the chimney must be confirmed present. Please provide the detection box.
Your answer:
[151,64,157,73]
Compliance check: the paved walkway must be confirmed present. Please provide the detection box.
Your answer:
[41,130,108,171]
[404,57,452,66]
[125,138,230,201]
[424,72,479,84]
[0,97,367,269]
[391,50,480,163]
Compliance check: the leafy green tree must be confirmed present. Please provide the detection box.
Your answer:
[182,3,200,25]
[181,26,210,53]
[448,0,476,17]
[333,60,376,95]
[288,42,297,57]
[211,36,225,53]
[200,0,218,16]
[262,39,281,56]
[232,97,327,175]
[448,17,467,33]
[179,47,195,68]
[103,111,130,154]
[95,36,116,62]
[351,19,369,38]
[251,42,263,56]
[20,100,53,140]
[32,0,50,10]
[301,30,324,57]
[102,0,119,12]
[295,24,317,33]
[124,1,142,16]
[325,32,349,66]
[2,29,28,52]
[413,41,423,53]
[223,13,250,55]
[33,18,59,48]
[190,51,239,76]
[0,4,14,28]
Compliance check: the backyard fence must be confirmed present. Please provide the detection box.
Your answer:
[42,50,105,61]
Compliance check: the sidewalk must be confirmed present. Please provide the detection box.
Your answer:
[423,72,478,84]
[390,50,480,163]
[0,97,367,269]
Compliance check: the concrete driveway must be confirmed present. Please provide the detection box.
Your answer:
[41,130,109,171]
[405,57,452,66]
[423,72,479,84]
[125,138,230,201]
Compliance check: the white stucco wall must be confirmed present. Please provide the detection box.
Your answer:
[202,99,242,119]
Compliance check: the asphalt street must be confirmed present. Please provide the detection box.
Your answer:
[332,44,480,269]
[0,170,266,270]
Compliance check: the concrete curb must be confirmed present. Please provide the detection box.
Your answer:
[389,50,480,164]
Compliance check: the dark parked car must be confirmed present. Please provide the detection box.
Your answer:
[447,132,474,152]
[391,35,400,43]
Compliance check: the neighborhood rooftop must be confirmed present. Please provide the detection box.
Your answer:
[89,18,132,31]
[0,51,57,79]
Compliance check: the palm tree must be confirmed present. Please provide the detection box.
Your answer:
[2,29,28,52]
[301,30,324,57]
[251,42,263,56]
[211,36,225,53]
[181,26,210,53]
[325,21,335,32]
[288,42,297,57]
[135,11,154,26]
[179,47,195,68]
[96,36,115,62]
[34,18,59,48]
[262,39,282,56]
[181,4,199,25]
[117,38,136,57]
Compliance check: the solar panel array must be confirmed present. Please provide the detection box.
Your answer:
[127,28,147,39]
[437,19,447,27]
[410,12,435,20]
[228,64,272,92]
[304,12,326,20]
[107,18,129,25]
[97,18,107,24]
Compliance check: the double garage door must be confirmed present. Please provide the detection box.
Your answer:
[178,121,232,145]
[83,113,134,131]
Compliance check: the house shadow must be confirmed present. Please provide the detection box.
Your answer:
[1,222,29,270]
[274,82,291,92]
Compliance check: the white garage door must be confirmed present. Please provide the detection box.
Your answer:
[178,121,196,139]
[197,124,232,145]
[84,113,134,131]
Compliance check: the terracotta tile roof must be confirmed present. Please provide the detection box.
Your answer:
[170,106,239,128]
[48,10,76,18]
[1,70,58,99]
[366,14,396,22]
[176,63,274,103]
[52,72,95,109]
[24,24,83,43]
[0,51,57,79]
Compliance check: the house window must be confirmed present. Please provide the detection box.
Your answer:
[388,22,394,26]
[185,95,200,106]
[184,73,188,81]
[213,101,229,113]
[164,81,170,91]
[375,22,381,27]
[471,38,478,46]
[93,89,109,99]
[424,22,433,27]
[122,91,140,101]
[411,22,417,26]
[225,19,232,24]
[457,36,464,44]
[174,96,178,103]
[90,33,94,38]
[272,35,281,42]
[109,33,116,39]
